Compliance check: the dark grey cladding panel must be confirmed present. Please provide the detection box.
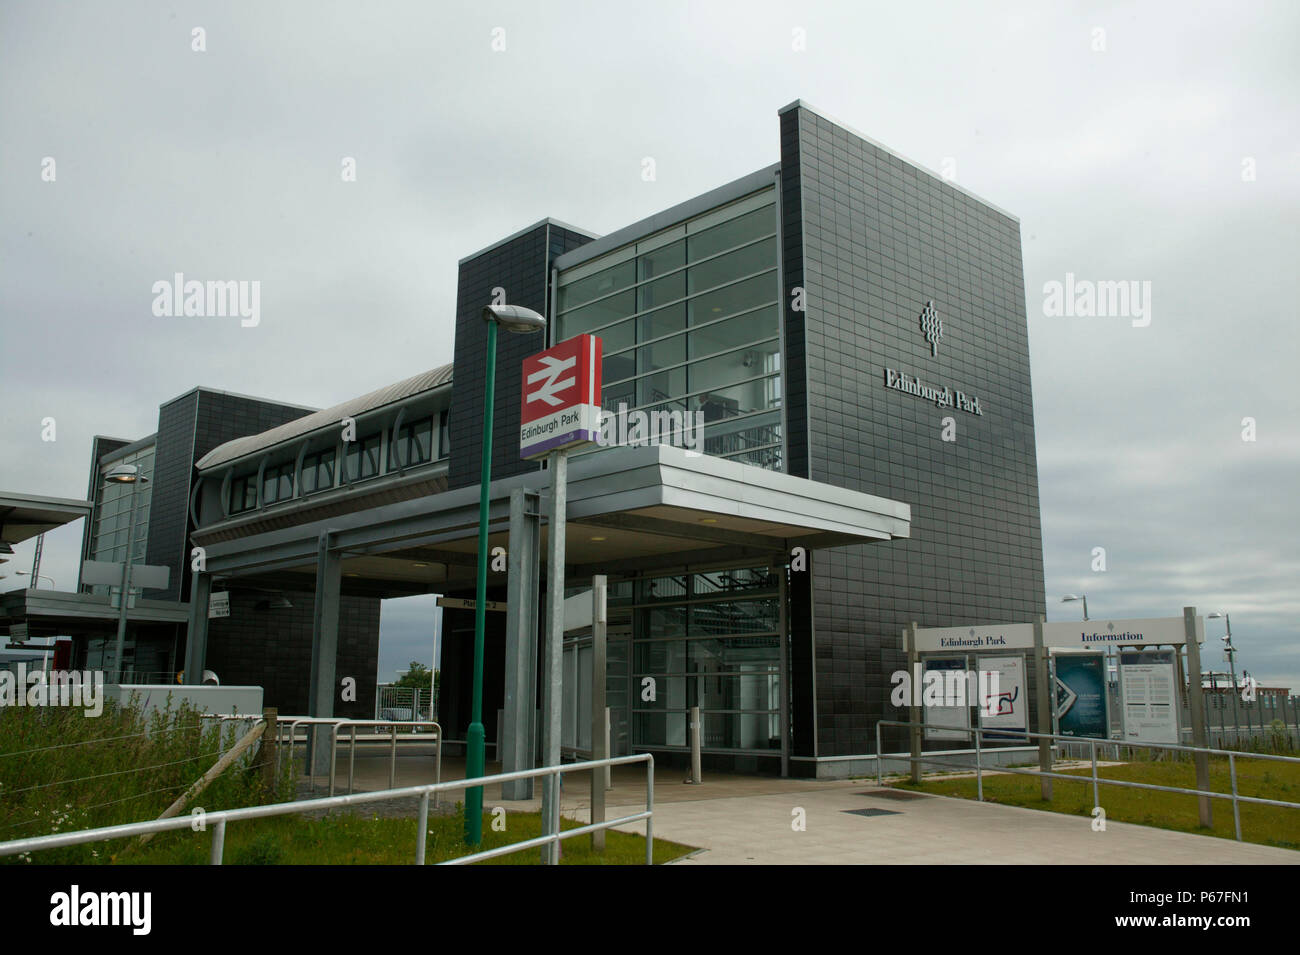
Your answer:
[144,391,200,603]
[204,587,379,718]
[781,104,1046,758]
[448,223,594,490]
[143,390,314,602]
[779,108,810,480]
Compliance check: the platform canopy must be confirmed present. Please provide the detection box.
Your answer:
[190,444,912,596]
[0,492,92,547]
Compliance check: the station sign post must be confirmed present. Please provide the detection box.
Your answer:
[522,334,601,863]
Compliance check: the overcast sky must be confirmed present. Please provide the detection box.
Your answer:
[2,1,1296,690]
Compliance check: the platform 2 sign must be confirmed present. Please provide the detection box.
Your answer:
[520,334,602,460]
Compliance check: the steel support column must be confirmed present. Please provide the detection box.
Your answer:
[501,488,541,800]
[183,571,212,685]
[308,531,342,774]
[540,451,567,865]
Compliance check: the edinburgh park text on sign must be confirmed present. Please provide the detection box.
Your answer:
[912,617,1206,653]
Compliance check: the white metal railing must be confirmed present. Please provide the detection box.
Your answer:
[0,754,655,866]
[875,718,1300,842]
[268,716,441,795]
[327,720,442,797]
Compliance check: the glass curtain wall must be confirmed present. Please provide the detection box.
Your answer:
[88,446,155,594]
[630,567,781,753]
[555,188,783,470]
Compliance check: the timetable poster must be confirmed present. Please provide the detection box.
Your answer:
[1119,649,1180,745]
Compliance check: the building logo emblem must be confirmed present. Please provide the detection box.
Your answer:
[919,300,942,356]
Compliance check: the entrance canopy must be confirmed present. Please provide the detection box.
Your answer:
[0,589,189,639]
[0,492,92,547]
[191,444,911,593]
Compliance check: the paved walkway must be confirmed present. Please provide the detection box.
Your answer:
[313,747,1299,864]
[606,787,1300,864]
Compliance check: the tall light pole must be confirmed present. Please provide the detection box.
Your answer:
[1208,612,1240,735]
[15,572,56,588]
[105,463,148,682]
[465,304,546,847]
[1061,593,1089,620]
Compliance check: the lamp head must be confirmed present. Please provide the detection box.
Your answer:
[1062,594,1082,602]
[481,304,547,335]
[104,463,147,485]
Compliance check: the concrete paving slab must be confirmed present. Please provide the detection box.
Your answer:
[306,747,1299,864]
[593,787,1300,864]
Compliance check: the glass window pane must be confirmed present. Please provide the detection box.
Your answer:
[638,334,685,375]
[689,602,778,637]
[602,379,635,412]
[301,463,318,494]
[594,317,634,355]
[318,456,334,490]
[602,350,636,386]
[634,710,686,748]
[687,237,776,295]
[637,271,685,312]
[705,710,780,750]
[688,306,778,358]
[688,340,780,393]
[637,368,686,408]
[559,289,635,338]
[361,436,381,478]
[411,418,433,464]
[704,411,781,460]
[637,302,686,344]
[635,638,688,672]
[278,470,293,500]
[557,259,635,311]
[687,205,776,263]
[687,273,778,326]
[691,376,780,421]
[638,240,684,280]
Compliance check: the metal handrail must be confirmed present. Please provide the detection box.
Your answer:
[874,718,1300,842]
[0,753,655,866]
[326,720,442,798]
[265,717,442,795]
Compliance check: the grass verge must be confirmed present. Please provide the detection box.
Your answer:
[45,808,692,865]
[895,755,1300,850]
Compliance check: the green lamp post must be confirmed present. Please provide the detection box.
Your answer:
[464,303,546,846]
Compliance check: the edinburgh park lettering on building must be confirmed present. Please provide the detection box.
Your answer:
[884,368,984,415]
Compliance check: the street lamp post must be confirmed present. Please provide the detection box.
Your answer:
[464,304,546,847]
[1061,593,1088,620]
[1207,612,1239,741]
[105,464,148,683]
[15,572,56,588]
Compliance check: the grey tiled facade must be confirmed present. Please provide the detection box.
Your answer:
[778,103,1046,759]
[448,222,594,491]
[81,387,381,717]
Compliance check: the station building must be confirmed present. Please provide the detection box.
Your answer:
[2,100,1046,777]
